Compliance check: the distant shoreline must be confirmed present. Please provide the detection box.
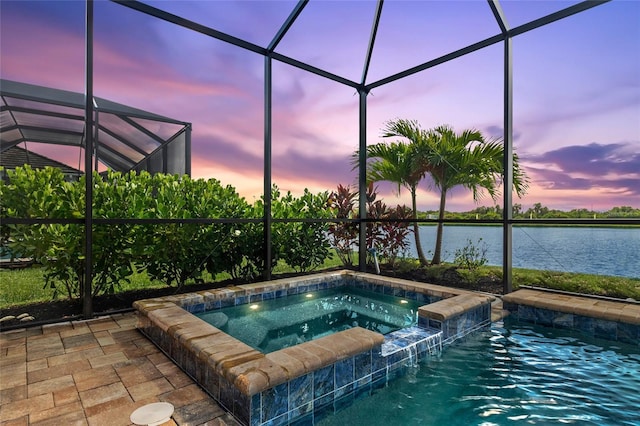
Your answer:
[417,223,640,229]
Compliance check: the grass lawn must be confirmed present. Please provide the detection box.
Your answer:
[0,266,168,308]
[0,254,350,310]
[511,267,640,300]
[2,258,639,311]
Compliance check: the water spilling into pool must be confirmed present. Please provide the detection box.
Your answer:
[317,319,640,425]
[381,326,443,363]
[196,287,422,353]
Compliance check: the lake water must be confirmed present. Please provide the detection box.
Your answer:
[401,226,639,279]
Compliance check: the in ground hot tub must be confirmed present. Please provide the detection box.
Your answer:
[196,287,422,353]
[134,271,493,425]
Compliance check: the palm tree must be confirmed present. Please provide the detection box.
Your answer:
[423,125,528,264]
[354,119,434,265]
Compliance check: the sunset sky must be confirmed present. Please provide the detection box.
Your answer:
[1,0,639,212]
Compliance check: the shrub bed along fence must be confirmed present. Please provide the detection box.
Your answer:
[1,166,411,300]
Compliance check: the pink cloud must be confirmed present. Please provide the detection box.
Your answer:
[0,13,84,89]
[2,1,638,213]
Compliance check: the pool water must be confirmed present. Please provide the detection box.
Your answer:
[317,319,640,426]
[196,287,421,353]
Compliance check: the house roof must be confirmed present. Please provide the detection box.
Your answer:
[0,146,82,175]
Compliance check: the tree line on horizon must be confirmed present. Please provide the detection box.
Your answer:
[419,203,640,220]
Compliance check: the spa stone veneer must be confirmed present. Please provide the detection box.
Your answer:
[503,288,640,346]
[134,271,493,425]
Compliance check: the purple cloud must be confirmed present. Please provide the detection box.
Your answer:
[483,125,522,142]
[273,149,354,188]
[527,142,639,175]
[523,142,640,195]
[192,133,354,191]
[2,0,639,212]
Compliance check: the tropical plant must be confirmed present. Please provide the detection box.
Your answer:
[355,119,433,265]
[0,176,8,260]
[215,215,264,282]
[422,125,528,264]
[360,120,528,265]
[363,183,412,267]
[364,183,384,250]
[378,204,413,268]
[230,185,331,280]
[327,184,359,266]
[327,183,412,270]
[1,166,338,296]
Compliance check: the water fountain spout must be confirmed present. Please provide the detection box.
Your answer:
[368,247,380,274]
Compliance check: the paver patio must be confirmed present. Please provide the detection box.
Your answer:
[0,313,239,426]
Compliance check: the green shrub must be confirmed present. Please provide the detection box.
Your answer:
[137,173,250,287]
[1,167,253,295]
[2,166,86,298]
[454,238,488,271]
[272,186,333,273]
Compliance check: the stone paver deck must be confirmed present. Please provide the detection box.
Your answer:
[0,313,239,426]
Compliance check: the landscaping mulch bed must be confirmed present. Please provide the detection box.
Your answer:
[0,266,503,331]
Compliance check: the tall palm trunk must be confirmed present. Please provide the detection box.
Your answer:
[432,188,447,265]
[411,185,429,266]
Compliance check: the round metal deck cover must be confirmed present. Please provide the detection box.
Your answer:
[129,402,174,426]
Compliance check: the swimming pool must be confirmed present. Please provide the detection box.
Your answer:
[195,287,422,353]
[316,319,640,425]
[134,271,493,425]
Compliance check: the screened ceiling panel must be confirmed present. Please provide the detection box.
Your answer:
[366,1,501,84]
[501,0,584,28]
[97,113,161,154]
[97,129,146,162]
[98,148,135,171]
[94,97,185,124]
[130,117,185,141]
[12,111,84,133]
[1,110,16,128]
[20,129,83,146]
[1,80,85,108]
[1,128,22,143]
[0,79,191,175]
[274,1,377,83]
[142,0,299,47]
[4,96,83,116]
